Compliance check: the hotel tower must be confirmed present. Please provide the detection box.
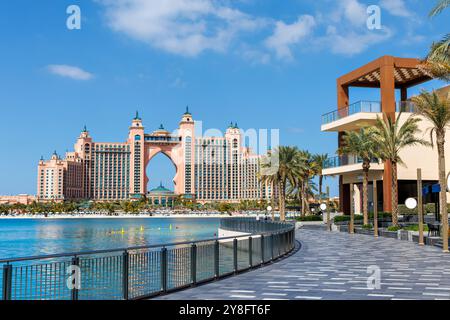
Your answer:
[37,109,272,204]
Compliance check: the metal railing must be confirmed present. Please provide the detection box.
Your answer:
[0,218,295,300]
[322,100,420,125]
[397,101,417,113]
[322,101,381,125]
[323,155,380,169]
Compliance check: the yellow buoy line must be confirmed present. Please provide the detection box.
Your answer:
[107,223,193,235]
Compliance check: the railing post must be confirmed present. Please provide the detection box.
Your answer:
[292,229,295,248]
[260,235,265,264]
[214,240,219,278]
[233,238,238,273]
[71,256,79,301]
[270,234,274,261]
[191,243,197,285]
[2,264,12,301]
[122,251,129,300]
[248,237,253,268]
[160,247,168,293]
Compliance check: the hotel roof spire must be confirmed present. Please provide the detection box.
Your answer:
[184,106,191,115]
[134,111,141,120]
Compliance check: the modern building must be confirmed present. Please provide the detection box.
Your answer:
[37,109,272,204]
[321,55,450,214]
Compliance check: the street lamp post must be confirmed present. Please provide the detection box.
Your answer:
[350,183,355,234]
[267,205,273,221]
[417,168,425,246]
[324,186,331,232]
[373,179,378,238]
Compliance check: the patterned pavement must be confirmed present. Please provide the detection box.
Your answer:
[154,228,450,300]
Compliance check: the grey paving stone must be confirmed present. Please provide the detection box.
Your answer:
[153,229,450,300]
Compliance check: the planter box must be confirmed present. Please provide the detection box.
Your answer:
[397,230,410,241]
[411,234,441,246]
[378,229,398,239]
[354,228,374,236]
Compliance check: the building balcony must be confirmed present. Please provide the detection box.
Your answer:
[321,101,381,132]
[321,101,417,132]
[322,155,384,176]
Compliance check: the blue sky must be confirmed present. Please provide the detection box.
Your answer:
[0,0,448,196]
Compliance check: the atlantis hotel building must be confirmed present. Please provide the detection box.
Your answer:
[37,109,272,204]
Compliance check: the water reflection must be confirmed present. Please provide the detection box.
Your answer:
[0,218,220,259]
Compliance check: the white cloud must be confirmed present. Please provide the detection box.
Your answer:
[379,0,412,17]
[98,0,265,57]
[47,65,94,80]
[339,0,367,26]
[264,15,316,60]
[95,0,408,62]
[322,26,392,55]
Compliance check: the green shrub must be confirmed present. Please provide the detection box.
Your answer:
[398,204,417,215]
[402,224,429,232]
[334,215,364,223]
[387,226,401,232]
[369,212,392,219]
[362,224,373,230]
[296,215,323,222]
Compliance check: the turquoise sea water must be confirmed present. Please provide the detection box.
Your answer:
[0,218,220,259]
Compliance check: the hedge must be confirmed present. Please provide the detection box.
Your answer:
[296,215,323,222]
[334,212,391,223]
[398,203,450,215]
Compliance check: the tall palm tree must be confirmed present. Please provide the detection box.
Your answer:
[412,90,450,252]
[373,114,430,226]
[420,1,450,81]
[312,153,328,201]
[259,146,300,221]
[296,150,319,216]
[338,128,379,226]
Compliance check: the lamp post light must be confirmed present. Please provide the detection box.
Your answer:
[321,186,331,232]
[350,183,355,234]
[373,179,378,238]
[267,205,273,221]
[417,168,425,246]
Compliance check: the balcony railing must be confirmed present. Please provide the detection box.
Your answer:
[0,218,295,300]
[322,101,419,126]
[324,155,379,169]
[144,136,182,143]
[322,101,381,125]
[397,101,417,113]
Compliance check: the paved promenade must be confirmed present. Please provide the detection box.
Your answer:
[156,228,450,300]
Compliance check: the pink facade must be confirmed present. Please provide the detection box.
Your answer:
[0,194,36,205]
[37,110,273,203]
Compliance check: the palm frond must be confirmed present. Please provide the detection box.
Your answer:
[430,0,450,17]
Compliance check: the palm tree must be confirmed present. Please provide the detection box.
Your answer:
[259,146,300,221]
[338,128,379,225]
[258,166,276,221]
[373,113,430,226]
[420,1,450,81]
[312,153,328,201]
[296,150,319,216]
[412,90,450,252]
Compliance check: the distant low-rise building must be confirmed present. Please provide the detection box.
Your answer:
[0,194,36,205]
